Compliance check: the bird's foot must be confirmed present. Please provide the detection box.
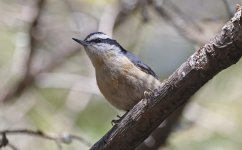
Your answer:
[111,115,122,126]
[111,111,129,126]
[144,87,161,99]
[144,88,154,99]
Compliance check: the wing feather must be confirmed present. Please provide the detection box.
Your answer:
[124,51,159,79]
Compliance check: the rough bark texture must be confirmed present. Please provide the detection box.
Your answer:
[136,105,184,150]
[91,7,242,150]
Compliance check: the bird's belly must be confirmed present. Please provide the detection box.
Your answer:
[96,65,161,110]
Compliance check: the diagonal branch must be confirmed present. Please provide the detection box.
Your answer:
[91,5,242,150]
[137,105,184,150]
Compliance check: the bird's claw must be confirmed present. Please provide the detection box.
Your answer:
[111,115,122,126]
[144,88,154,99]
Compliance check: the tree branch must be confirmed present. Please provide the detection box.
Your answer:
[137,105,184,150]
[91,5,242,150]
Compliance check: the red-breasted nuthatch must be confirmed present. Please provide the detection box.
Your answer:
[72,32,161,111]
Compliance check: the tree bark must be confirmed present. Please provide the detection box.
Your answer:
[136,105,184,150]
[91,6,242,150]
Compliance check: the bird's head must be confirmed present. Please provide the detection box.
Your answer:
[72,32,124,55]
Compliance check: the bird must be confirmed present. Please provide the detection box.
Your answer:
[72,32,161,111]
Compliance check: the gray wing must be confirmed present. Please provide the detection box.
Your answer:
[125,51,159,79]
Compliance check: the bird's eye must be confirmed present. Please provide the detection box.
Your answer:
[94,39,102,43]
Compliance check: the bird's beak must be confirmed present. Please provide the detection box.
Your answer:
[72,38,89,46]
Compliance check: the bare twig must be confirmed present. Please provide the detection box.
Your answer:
[153,0,207,45]
[0,132,8,148]
[90,6,242,150]
[0,132,19,150]
[0,129,92,148]
[165,0,202,31]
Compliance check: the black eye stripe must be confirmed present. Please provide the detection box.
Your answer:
[88,38,116,44]
[85,37,127,53]
[90,38,103,43]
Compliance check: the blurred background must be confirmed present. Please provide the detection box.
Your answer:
[0,0,242,149]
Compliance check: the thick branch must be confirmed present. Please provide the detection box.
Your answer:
[137,105,184,150]
[91,6,242,150]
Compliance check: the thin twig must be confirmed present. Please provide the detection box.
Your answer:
[153,0,206,45]
[0,132,8,148]
[0,129,92,148]
[165,0,202,32]
[114,0,142,29]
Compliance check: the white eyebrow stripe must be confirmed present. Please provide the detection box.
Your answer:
[86,34,111,41]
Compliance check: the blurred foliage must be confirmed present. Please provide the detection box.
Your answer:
[0,0,242,150]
